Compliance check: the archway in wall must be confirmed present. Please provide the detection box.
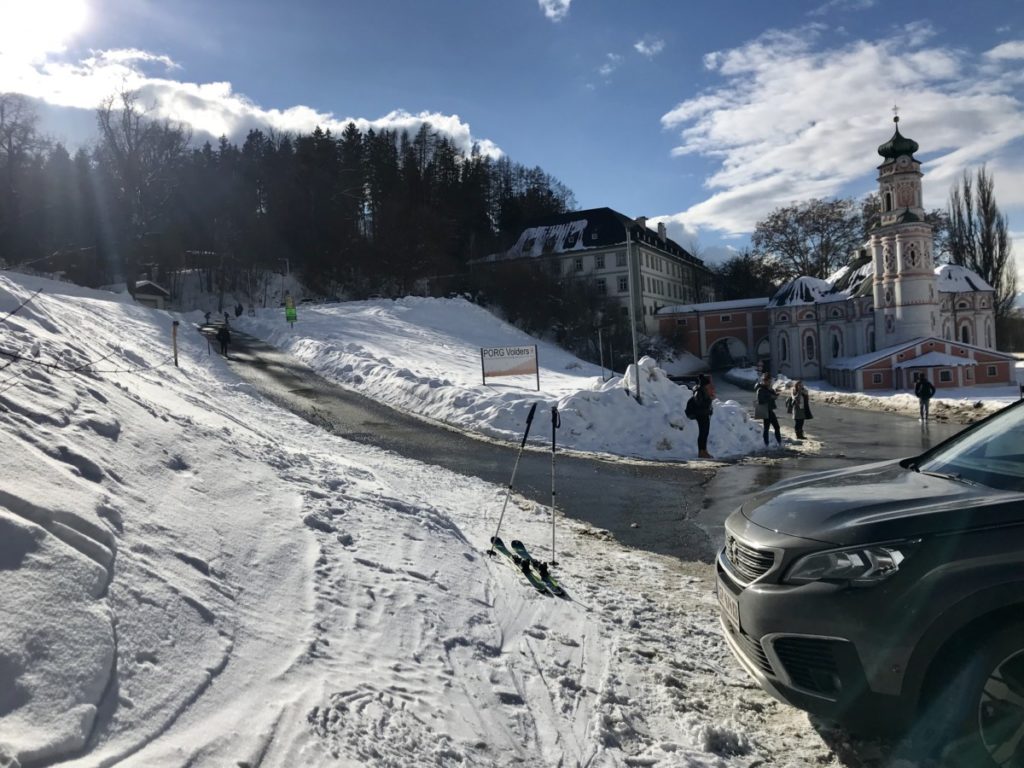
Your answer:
[708,336,748,370]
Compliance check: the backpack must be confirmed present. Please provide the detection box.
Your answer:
[685,391,698,420]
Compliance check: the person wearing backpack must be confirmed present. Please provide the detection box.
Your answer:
[688,373,715,459]
[914,374,936,421]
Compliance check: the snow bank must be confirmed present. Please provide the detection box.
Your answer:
[239,298,767,460]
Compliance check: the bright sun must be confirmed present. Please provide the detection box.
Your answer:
[0,0,89,61]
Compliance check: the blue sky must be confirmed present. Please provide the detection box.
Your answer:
[1,0,1022,276]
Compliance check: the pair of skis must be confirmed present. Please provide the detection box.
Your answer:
[490,536,565,598]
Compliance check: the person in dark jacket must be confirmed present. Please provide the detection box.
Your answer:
[755,373,782,447]
[787,380,813,440]
[216,324,231,357]
[914,375,936,421]
[692,373,715,459]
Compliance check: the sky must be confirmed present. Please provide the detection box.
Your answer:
[1,0,1023,276]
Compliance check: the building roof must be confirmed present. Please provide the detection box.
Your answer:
[825,252,874,300]
[133,280,170,297]
[768,276,832,307]
[936,263,994,293]
[829,336,1015,371]
[476,207,707,269]
[893,351,973,369]
[657,297,770,315]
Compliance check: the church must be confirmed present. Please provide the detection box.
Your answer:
[658,117,1016,391]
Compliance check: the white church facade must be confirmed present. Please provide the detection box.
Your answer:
[659,117,1016,391]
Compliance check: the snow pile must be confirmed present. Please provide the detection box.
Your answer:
[0,271,861,766]
[238,297,767,460]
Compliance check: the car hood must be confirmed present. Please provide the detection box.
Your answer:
[740,460,1024,545]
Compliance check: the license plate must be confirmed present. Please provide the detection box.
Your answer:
[717,577,740,629]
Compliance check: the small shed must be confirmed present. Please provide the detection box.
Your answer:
[133,280,171,310]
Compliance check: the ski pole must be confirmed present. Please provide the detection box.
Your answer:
[487,402,538,554]
[550,405,561,566]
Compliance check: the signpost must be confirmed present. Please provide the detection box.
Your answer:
[480,345,540,391]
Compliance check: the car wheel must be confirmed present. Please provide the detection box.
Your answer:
[923,624,1024,767]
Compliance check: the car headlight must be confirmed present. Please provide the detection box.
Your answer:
[785,540,919,587]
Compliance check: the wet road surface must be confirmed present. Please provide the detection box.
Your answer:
[219,330,967,562]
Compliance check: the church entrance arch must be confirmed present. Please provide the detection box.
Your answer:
[708,336,748,369]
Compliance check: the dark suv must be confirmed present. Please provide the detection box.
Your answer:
[717,399,1024,766]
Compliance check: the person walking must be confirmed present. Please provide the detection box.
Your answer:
[216,324,231,358]
[755,373,782,447]
[691,373,715,459]
[914,374,936,421]
[787,380,813,440]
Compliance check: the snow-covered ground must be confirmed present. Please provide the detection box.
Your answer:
[0,271,897,768]
[728,365,1023,424]
[236,297,772,461]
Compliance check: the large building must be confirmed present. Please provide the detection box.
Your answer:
[474,207,715,333]
[658,117,1016,391]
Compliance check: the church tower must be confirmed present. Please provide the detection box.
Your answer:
[870,115,939,345]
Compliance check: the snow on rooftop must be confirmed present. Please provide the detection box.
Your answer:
[768,276,832,307]
[658,297,769,314]
[936,263,993,293]
[893,351,974,368]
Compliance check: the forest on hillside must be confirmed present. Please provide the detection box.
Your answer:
[0,91,577,298]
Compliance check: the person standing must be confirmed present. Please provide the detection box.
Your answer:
[787,380,813,440]
[755,373,782,447]
[691,373,715,459]
[216,324,231,357]
[914,374,936,421]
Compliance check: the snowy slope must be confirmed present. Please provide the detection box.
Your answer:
[238,298,769,460]
[0,272,873,768]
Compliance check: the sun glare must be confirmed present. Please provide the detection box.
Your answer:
[0,0,89,61]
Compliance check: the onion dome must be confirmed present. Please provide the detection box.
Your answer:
[877,116,919,160]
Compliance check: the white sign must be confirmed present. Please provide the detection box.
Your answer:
[481,345,539,390]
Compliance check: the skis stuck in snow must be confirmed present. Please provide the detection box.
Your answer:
[511,539,566,598]
[490,536,550,595]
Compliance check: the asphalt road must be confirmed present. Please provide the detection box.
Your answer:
[218,329,967,563]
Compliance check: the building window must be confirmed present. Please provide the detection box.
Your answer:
[616,252,626,267]
[873,373,883,384]
[618,276,628,293]
[966,368,973,380]
[720,314,731,322]
[564,230,580,248]
[960,324,971,344]
[804,334,816,361]
[779,334,788,362]
[676,319,687,326]
[988,365,997,376]
[574,257,583,272]
[832,333,841,358]
[595,254,605,269]
[940,369,953,383]
[596,278,606,295]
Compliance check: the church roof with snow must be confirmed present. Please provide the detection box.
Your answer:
[935,263,993,293]
[767,276,832,307]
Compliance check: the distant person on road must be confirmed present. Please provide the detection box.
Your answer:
[204,311,212,325]
[216,324,231,357]
[691,373,715,459]
[787,380,813,440]
[915,375,936,421]
[223,311,231,326]
[755,373,782,447]
[234,302,243,317]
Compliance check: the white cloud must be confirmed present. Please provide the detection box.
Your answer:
[537,0,571,22]
[598,53,622,77]
[659,23,1024,238]
[808,0,876,17]
[985,40,1024,60]
[0,46,503,158]
[634,38,665,58]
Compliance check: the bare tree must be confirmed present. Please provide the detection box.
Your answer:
[0,93,47,259]
[751,198,863,280]
[948,166,1017,318]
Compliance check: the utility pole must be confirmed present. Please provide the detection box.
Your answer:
[625,225,641,403]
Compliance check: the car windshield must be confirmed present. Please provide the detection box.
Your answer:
[918,402,1024,492]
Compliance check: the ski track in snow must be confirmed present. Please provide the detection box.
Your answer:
[0,274,901,768]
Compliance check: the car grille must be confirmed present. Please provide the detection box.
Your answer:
[772,637,843,697]
[724,535,775,583]
[725,620,774,676]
